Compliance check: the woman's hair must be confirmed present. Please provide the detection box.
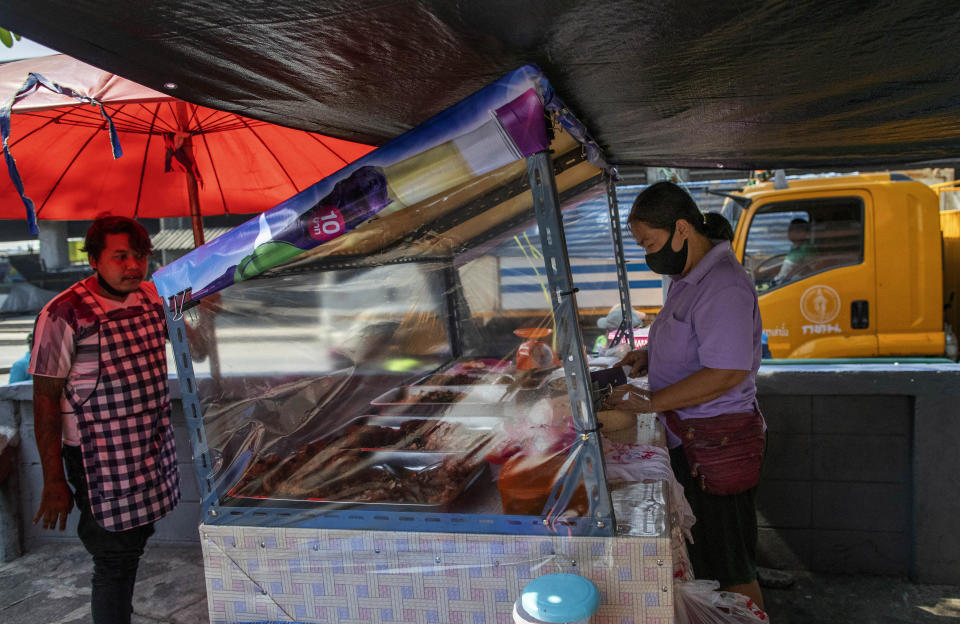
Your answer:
[628,181,733,241]
[82,214,153,261]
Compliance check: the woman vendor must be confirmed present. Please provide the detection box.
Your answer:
[604,181,766,608]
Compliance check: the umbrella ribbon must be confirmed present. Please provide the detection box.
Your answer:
[163,132,204,187]
[0,72,123,235]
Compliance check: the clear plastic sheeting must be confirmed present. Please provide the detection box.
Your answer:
[159,66,644,536]
[170,150,614,532]
[181,250,609,520]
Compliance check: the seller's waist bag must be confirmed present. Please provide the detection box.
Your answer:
[664,408,765,496]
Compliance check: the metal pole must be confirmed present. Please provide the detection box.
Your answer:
[525,151,614,536]
[175,102,220,380]
[175,102,205,248]
[185,167,204,247]
[606,174,636,349]
[442,263,463,359]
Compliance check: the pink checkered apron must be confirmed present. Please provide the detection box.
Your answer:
[65,282,180,531]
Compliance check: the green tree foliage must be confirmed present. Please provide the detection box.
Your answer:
[0,29,22,48]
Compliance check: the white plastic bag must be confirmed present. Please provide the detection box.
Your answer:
[674,580,769,624]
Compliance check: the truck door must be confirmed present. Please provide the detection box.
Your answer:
[737,192,877,358]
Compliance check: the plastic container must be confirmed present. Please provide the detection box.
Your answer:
[512,573,600,623]
[498,452,588,516]
[515,327,561,371]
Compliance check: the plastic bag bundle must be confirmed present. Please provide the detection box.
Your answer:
[487,396,577,461]
[603,441,695,540]
[674,580,769,624]
[671,525,694,582]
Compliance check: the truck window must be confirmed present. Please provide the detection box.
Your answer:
[942,189,960,212]
[720,197,744,231]
[743,197,864,292]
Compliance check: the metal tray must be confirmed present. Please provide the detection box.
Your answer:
[414,358,553,388]
[226,450,487,511]
[365,414,502,430]
[370,384,512,413]
[445,358,512,375]
[302,414,498,453]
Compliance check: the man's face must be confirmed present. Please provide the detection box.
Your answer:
[89,233,148,295]
[787,224,809,244]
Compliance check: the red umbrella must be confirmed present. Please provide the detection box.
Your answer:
[0,54,373,244]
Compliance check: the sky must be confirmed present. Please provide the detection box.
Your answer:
[0,37,58,62]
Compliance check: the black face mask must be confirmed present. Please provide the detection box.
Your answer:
[96,271,128,298]
[644,222,688,275]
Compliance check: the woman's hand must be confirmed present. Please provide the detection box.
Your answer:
[614,349,649,378]
[604,384,654,413]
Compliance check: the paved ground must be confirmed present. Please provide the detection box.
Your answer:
[1,541,958,623]
[763,571,960,623]
[0,542,208,624]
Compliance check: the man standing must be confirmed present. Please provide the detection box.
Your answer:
[29,215,179,624]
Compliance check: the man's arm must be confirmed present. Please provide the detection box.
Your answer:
[32,374,73,531]
[179,293,222,362]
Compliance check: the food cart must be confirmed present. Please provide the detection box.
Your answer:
[154,65,682,624]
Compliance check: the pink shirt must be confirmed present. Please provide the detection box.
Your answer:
[647,241,762,447]
[29,277,163,445]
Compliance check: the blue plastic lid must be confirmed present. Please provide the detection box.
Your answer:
[520,573,600,623]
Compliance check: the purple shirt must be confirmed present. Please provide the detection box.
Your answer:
[647,241,762,447]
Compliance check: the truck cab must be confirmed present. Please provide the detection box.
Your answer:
[730,173,945,358]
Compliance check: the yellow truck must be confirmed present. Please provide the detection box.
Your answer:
[726,173,960,359]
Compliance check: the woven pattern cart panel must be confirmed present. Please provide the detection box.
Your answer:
[200,524,674,623]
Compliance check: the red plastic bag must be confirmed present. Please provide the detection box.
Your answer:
[675,580,769,624]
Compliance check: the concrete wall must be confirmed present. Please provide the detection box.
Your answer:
[754,364,960,584]
[0,381,201,559]
[756,394,912,575]
[3,364,959,583]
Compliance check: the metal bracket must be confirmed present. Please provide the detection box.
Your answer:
[605,174,636,350]
[165,308,220,518]
[525,151,615,536]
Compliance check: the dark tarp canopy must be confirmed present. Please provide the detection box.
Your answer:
[2,0,960,170]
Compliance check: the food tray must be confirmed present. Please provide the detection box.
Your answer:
[445,358,512,375]
[370,384,512,413]
[416,359,514,387]
[366,414,502,430]
[226,450,487,511]
[415,357,558,389]
[304,414,498,453]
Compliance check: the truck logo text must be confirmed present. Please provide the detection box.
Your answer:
[800,285,841,324]
[802,324,842,335]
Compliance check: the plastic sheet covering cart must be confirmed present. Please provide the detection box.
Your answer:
[154,65,678,624]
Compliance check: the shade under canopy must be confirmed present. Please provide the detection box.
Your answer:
[3,1,960,170]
